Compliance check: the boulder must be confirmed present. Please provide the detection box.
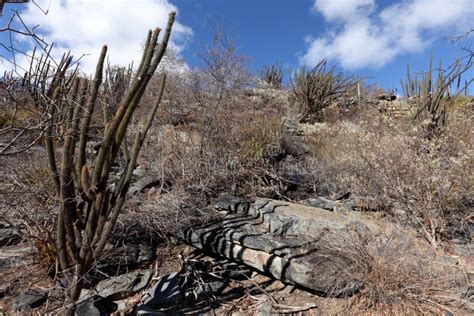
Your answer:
[180,198,389,295]
[12,288,47,311]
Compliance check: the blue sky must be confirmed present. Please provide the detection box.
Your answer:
[1,0,473,93]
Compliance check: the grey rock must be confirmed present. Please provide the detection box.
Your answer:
[378,93,396,101]
[137,244,154,264]
[215,195,250,214]
[130,176,161,195]
[138,272,183,309]
[96,244,139,273]
[75,295,117,316]
[335,191,351,200]
[12,288,47,311]
[0,256,24,271]
[304,197,337,210]
[94,269,152,301]
[0,278,18,298]
[465,286,474,299]
[182,198,386,295]
[194,280,227,297]
[0,228,21,247]
[216,262,253,280]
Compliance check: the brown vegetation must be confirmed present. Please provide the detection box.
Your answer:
[0,14,472,314]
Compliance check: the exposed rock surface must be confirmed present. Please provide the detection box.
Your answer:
[83,269,152,301]
[12,288,47,311]
[75,295,118,316]
[180,198,391,295]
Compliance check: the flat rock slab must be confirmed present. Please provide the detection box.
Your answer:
[83,269,153,301]
[181,198,387,295]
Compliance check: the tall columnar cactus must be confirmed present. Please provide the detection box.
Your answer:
[401,53,472,138]
[35,12,175,302]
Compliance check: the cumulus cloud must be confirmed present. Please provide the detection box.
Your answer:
[312,0,375,22]
[302,0,474,69]
[8,0,192,74]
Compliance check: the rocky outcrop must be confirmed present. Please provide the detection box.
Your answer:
[180,198,388,295]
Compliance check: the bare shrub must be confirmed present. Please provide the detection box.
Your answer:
[321,227,468,314]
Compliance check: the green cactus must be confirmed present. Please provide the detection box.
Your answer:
[28,12,177,303]
[401,53,472,138]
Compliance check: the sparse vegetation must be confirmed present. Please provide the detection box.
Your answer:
[291,60,357,123]
[259,64,284,89]
[0,6,472,315]
[401,53,473,138]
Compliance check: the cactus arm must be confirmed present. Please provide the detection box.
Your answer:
[77,46,108,182]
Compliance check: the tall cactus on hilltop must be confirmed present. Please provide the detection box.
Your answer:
[401,53,472,138]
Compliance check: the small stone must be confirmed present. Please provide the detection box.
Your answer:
[334,191,351,200]
[215,195,250,214]
[0,279,18,298]
[12,288,47,311]
[216,262,253,280]
[193,280,227,298]
[130,176,161,195]
[465,286,474,299]
[94,269,152,301]
[137,244,154,264]
[304,197,336,210]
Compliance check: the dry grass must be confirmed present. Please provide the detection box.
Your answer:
[306,103,473,246]
[320,227,469,315]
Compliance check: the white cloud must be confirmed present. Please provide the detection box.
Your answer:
[10,0,192,74]
[302,0,474,69]
[312,0,375,22]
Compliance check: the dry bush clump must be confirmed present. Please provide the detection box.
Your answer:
[321,227,469,314]
[307,103,473,246]
[117,188,216,243]
[0,149,58,271]
[290,60,357,123]
[259,64,284,89]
